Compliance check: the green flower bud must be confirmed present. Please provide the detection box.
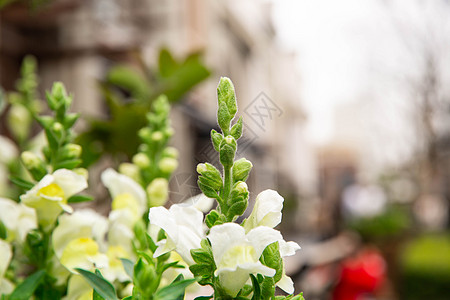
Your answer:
[219,136,237,168]
[119,163,141,182]
[158,157,178,174]
[232,158,253,183]
[138,128,152,142]
[164,128,174,137]
[8,104,32,141]
[21,151,47,181]
[21,151,42,169]
[73,168,89,180]
[163,147,179,159]
[134,258,158,296]
[61,143,82,159]
[211,129,223,152]
[151,131,164,142]
[47,82,71,110]
[197,163,222,191]
[235,181,248,194]
[51,122,64,141]
[147,178,169,207]
[132,153,151,169]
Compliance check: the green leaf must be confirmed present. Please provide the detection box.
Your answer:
[261,242,283,283]
[250,274,261,300]
[75,268,118,300]
[120,258,134,279]
[154,276,197,300]
[54,158,82,170]
[67,194,93,203]
[210,129,223,152]
[10,269,46,300]
[9,176,34,190]
[93,289,105,300]
[194,297,213,300]
[230,116,243,140]
[261,277,275,299]
[0,220,7,240]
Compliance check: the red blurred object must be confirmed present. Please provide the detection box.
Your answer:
[332,247,386,300]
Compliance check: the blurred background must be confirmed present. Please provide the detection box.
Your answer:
[1,0,450,299]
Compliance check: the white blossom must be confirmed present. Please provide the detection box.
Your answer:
[207,223,282,297]
[148,204,204,265]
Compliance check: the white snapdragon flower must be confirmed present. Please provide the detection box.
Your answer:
[0,197,37,242]
[148,204,204,265]
[0,240,14,295]
[243,189,283,232]
[207,223,282,297]
[21,169,87,228]
[0,136,17,165]
[277,239,301,294]
[242,189,301,294]
[101,168,147,220]
[53,210,108,273]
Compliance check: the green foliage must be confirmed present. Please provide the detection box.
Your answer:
[75,269,119,300]
[77,49,210,165]
[9,270,46,300]
[189,239,216,286]
[401,234,450,299]
[348,206,410,240]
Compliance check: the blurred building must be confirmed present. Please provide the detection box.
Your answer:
[0,0,317,223]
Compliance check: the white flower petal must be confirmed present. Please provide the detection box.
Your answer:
[244,189,284,232]
[182,193,215,213]
[277,273,295,294]
[0,240,12,278]
[279,240,301,257]
[52,169,88,198]
[149,205,204,265]
[208,223,246,265]
[101,168,146,215]
[53,209,108,257]
[246,226,282,257]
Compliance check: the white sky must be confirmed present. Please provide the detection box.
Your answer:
[271,0,450,147]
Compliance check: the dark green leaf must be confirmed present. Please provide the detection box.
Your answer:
[250,274,261,300]
[9,176,34,190]
[54,158,82,170]
[67,194,93,203]
[154,277,197,300]
[75,268,118,300]
[120,258,134,279]
[10,269,46,300]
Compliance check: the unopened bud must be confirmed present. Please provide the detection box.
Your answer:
[147,178,169,207]
[133,153,150,169]
[73,168,89,180]
[151,131,164,142]
[62,143,82,159]
[163,147,178,159]
[21,151,42,169]
[232,158,253,183]
[138,128,152,142]
[158,157,178,174]
[119,163,140,181]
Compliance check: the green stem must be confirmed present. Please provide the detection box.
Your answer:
[220,167,233,213]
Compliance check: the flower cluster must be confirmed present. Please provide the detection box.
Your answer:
[0,59,303,300]
[149,78,302,299]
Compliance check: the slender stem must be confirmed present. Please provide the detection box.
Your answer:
[220,166,233,214]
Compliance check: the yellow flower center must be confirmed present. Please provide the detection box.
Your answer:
[219,244,256,269]
[38,183,65,199]
[112,193,140,217]
[60,237,99,270]
[107,245,129,269]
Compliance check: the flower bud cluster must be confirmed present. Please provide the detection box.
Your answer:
[119,95,178,208]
